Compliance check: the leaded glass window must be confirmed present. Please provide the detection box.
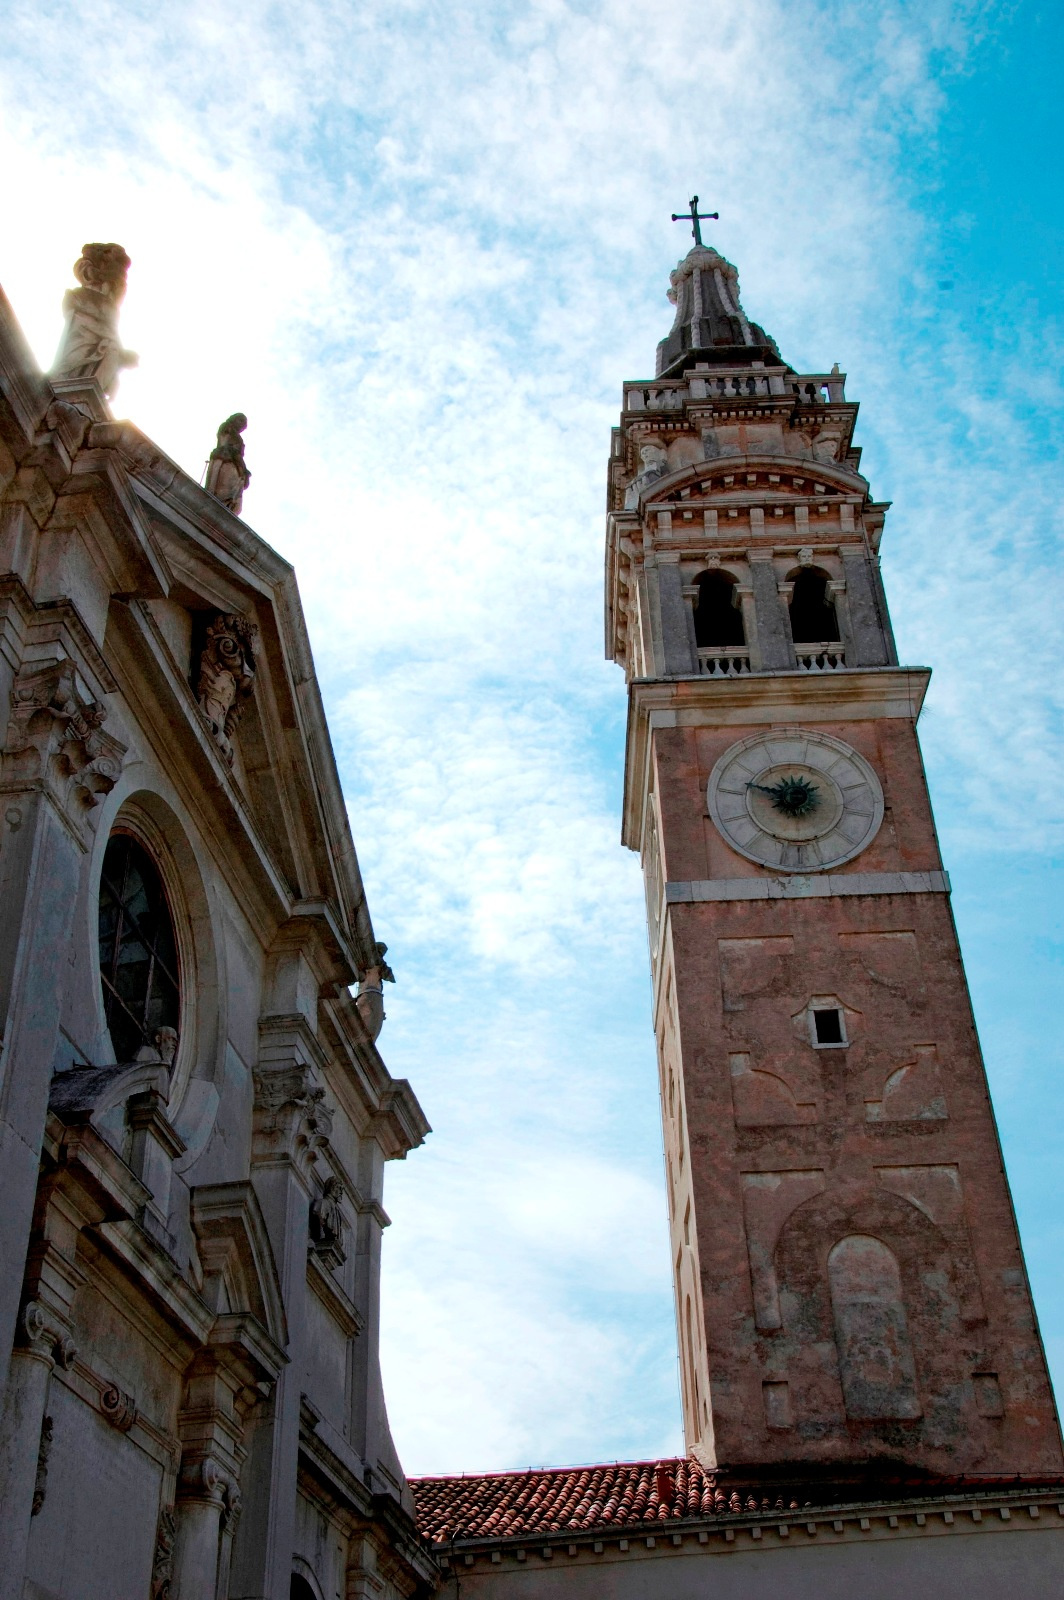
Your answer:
[98,833,180,1064]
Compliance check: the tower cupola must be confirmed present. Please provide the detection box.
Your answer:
[657,246,788,377]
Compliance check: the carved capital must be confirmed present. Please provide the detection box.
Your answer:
[17,1300,77,1368]
[3,657,125,828]
[178,1454,228,1506]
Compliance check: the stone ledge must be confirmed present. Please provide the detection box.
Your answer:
[665,870,951,904]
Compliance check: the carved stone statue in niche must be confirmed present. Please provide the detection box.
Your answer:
[195,612,258,766]
[310,1176,346,1266]
[624,441,669,509]
[51,244,138,399]
[205,413,251,515]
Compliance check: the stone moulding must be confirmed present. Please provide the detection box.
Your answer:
[665,871,951,904]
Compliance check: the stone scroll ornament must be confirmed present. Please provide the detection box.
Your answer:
[50,243,138,399]
[195,612,258,766]
[205,413,251,515]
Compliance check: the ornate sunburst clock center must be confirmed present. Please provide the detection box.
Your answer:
[748,774,821,818]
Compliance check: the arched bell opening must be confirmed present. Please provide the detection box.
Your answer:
[694,569,745,648]
[788,567,839,644]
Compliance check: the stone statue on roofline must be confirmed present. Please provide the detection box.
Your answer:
[355,941,395,1042]
[51,243,138,399]
[205,413,251,515]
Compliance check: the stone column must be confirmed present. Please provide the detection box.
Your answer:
[173,1461,228,1600]
[680,585,700,669]
[641,553,666,677]
[229,1021,329,1600]
[735,584,757,668]
[748,557,794,669]
[656,555,695,676]
[0,1303,75,1600]
[828,578,855,662]
[0,652,124,1413]
[841,549,893,666]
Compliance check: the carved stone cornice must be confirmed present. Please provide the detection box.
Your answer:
[2,655,125,837]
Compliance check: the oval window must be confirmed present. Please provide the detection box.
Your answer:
[98,833,180,1064]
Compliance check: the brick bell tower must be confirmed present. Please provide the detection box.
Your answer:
[605,232,1063,1482]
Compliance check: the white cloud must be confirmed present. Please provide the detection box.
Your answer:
[2,0,1061,1473]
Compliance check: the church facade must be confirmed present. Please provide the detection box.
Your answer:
[0,249,435,1600]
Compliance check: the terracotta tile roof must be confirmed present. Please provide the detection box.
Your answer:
[410,1458,796,1543]
[410,1459,1064,1546]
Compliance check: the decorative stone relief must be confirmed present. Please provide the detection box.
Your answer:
[100,1382,138,1432]
[865,1045,947,1122]
[3,659,126,824]
[729,1051,816,1127]
[205,413,251,515]
[50,243,138,398]
[741,1170,826,1331]
[195,612,258,766]
[31,1415,53,1517]
[151,1506,177,1600]
[253,1063,332,1176]
[220,1479,242,1536]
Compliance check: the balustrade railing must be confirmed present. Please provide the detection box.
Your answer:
[625,370,846,412]
[795,644,846,672]
[697,648,751,678]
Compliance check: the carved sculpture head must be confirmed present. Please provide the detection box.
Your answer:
[216,413,248,451]
[73,243,132,303]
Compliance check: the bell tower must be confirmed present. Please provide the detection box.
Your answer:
[606,239,1062,1481]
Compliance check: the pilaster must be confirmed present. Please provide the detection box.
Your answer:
[231,1019,331,1600]
[0,592,125,1415]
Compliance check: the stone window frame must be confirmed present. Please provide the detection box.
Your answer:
[89,791,218,1114]
[98,830,181,1064]
[806,995,849,1050]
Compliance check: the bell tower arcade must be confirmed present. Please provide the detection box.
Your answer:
[606,240,1062,1481]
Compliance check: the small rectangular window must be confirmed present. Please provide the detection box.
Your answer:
[813,1008,844,1045]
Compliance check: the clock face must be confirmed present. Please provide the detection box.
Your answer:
[707,730,884,872]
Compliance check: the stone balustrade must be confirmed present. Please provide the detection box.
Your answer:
[697,648,751,678]
[795,644,846,672]
[625,371,846,413]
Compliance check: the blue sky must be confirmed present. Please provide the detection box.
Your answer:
[1,0,1062,1473]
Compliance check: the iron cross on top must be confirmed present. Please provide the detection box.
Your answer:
[671,195,719,248]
